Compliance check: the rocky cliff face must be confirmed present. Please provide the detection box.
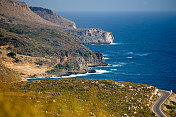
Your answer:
[70,28,114,44]
[29,7,114,44]
[30,7,76,29]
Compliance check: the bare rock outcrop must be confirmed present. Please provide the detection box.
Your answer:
[70,28,114,44]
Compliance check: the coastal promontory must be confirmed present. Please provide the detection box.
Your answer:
[30,7,114,44]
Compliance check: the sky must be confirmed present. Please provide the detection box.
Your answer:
[21,0,176,12]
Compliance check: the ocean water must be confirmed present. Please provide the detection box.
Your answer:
[30,12,176,92]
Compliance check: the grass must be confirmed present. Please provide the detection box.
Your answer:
[0,79,157,117]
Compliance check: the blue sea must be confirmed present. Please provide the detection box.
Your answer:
[31,12,176,93]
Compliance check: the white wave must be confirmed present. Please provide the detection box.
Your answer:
[110,43,120,45]
[61,74,87,78]
[104,57,110,60]
[126,52,134,55]
[60,69,110,78]
[135,53,149,56]
[95,69,111,74]
[126,52,149,57]
[112,64,122,67]
[27,69,111,80]
[103,54,108,57]
[126,57,133,58]
[112,62,127,67]
[119,73,141,76]
[110,69,117,71]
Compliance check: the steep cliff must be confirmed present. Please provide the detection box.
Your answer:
[30,7,76,29]
[29,7,114,44]
[69,28,114,44]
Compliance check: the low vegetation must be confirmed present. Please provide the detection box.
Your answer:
[0,20,87,58]
[164,100,176,117]
[0,19,104,77]
[0,62,21,82]
[47,63,71,74]
[0,78,158,117]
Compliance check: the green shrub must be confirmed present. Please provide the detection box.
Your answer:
[65,64,71,70]
[14,58,20,63]
[165,104,174,109]
[55,64,64,69]
[9,28,24,34]
[7,47,12,50]
[35,61,43,66]
[0,31,3,37]
[46,69,56,74]
[171,101,176,105]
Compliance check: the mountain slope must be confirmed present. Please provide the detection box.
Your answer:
[0,0,59,28]
[0,0,106,79]
[30,7,76,29]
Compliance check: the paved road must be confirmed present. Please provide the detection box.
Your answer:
[152,90,171,117]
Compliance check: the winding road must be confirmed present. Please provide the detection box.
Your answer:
[152,90,172,117]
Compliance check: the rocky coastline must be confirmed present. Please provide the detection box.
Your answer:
[0,0,112,80]
[30,7,114,44]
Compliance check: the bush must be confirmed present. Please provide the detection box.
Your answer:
[7,52,16,58]
[55,64,64,69]
[7,47,12,50]
[14,58,20,63]
[171,101,176,105]
[0,31,3,37]
[65,63,71,70]
[165,104,174,109]
[35,61,43,66]
[9,28,24,34]
[46,69,56,74]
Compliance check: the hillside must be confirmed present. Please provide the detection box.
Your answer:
[0,0,59,28]
[0,61,22,82]
[30,7,76,29]
[0,0,106,79]
[0,78,159,117]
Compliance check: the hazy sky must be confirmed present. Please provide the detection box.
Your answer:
[21,0,176,12]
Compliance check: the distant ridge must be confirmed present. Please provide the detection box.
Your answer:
[30,7,76,29]
[0,0,60,28]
